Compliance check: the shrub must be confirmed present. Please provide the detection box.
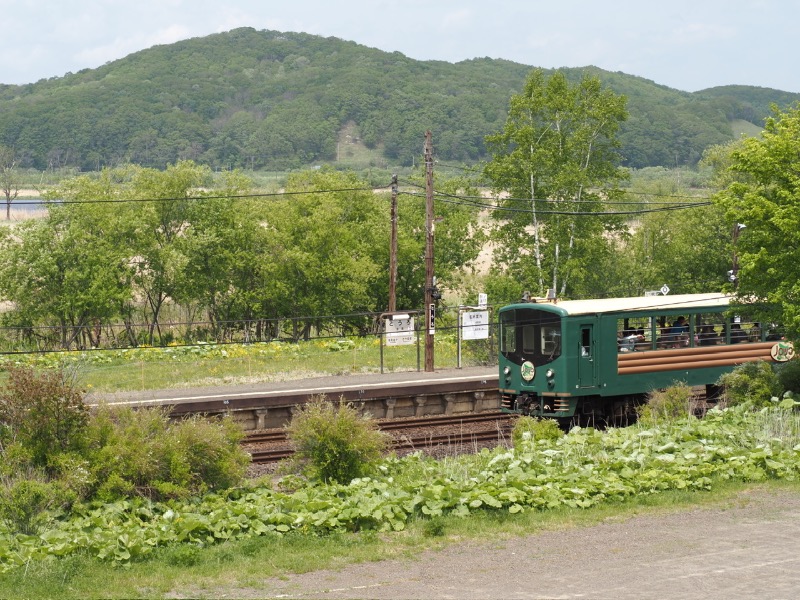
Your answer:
[776,358,800,395]
[0,366,88,473]
[718,361,782,407]
[511,416,563,451]
[285,395,389,483]
[422,515,446,537]
[84,404,249,501]
[0,472,65,535]
[637,385,697,426]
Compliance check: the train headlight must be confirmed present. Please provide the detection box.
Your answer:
[545,368,555,379]
[503,366,511,376]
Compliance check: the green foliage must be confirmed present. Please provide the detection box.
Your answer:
[713,105,800,337]
[0,29,796,173]
[484,69,629,298]
[422,515,446,537]
[776,359,800,395]
[84,405,249,501]
[0,365,89,472]
[0,164,484,349]
[5,405,800,572]
[611,185,730,296]
[718,361,782,407]
[286,396,389,484]
[511,416,564,451]
[0,365,247,533]
[0,474,61,535]
[637,385,697,426]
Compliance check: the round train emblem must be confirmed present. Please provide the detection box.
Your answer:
[520,361,535,381]
[771,341,795,362]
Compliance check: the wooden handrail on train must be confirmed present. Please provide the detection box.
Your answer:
[617,342,775,375]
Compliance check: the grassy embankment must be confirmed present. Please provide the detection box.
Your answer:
[1,480,796,599]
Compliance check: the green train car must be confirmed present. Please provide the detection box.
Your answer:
[498,293,793,424]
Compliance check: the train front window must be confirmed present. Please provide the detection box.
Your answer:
[500,308,562,365]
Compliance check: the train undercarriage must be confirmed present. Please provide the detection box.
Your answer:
[503,391,649,428]
[503,384,721,428]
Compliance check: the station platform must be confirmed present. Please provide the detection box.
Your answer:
[87,366,500,429]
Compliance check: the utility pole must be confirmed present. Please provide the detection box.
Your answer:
[388,174,398,312]
[424,131,435,372]
[730,223,746,290]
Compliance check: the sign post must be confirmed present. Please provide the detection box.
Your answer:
[380,312,416,373]
[457,305,490,368]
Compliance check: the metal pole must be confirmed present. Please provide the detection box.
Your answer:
[457,306,463,369]
[424,131,435,372]
[731,223,746,290]
[388,174,398,312]
[379,321,385,374]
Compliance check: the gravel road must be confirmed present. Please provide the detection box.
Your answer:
[199,486,800,600]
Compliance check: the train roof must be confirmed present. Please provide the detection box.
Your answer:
[502,293,730,316]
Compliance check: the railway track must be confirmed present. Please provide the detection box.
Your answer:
[245,411,515,464]
[244,411,513,444]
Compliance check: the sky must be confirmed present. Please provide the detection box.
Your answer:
[1,0,796,93]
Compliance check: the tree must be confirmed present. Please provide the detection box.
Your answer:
[0,206,134,349]
[121,161,213,342]
[0,146,19,220]
[483,69,629,298]
[713,104,800,337]
[263,168,384,337]
[178,170,283,334]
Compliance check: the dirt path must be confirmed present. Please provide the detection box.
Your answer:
[199,487,800,599]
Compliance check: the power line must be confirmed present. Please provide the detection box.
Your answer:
[430,161,718,202]
[10,185,389,206]
[399,189,712,216]
[397,178,712,205]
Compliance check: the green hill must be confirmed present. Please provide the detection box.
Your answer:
[0,27,796,171]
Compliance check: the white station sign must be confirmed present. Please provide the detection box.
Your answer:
[385,315,415,346]
[461,310,489,340]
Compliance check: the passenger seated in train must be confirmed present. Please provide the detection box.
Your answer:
[656,316,688,348]
[697,323,718,346]
[729,322,747,344]
[634,328,650,350]
[766,326,784,341]
[657,319,689,348]
[749,322,762,342]
[618,329,645,352]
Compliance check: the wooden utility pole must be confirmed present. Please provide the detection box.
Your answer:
[424,131,435,372]
[388,174,398,312]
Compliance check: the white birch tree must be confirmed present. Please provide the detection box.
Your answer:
[484,70,628,298]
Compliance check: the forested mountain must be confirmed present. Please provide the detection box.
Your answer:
[0,27,797,172]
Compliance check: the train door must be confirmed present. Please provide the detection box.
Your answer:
[578,324,597,388]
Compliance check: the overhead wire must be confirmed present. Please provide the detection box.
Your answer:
[10,185,390,206]
[10,174,714,218]
[396,180,712,216]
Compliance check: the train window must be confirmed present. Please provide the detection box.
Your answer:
[617,318,651,352]
[541,324,561,355]
[727,316,762,344]
[696,313,725,346]
[766,324,786,341]
[500,321,516,354]
[522,324,537,354]
[654,314,692,349]
[499,308,561,364]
